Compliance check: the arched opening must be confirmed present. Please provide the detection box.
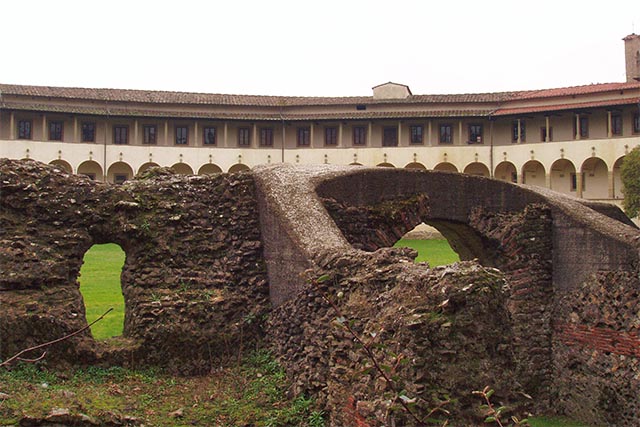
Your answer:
[349,162,363,166]
[376,162,395,168]
[137,162,160,175]
[550,159,577,195]
[613,156,625,200]
[494,161,517,183]
[198,163,223,175]
[107,162,134,184]
[463,162,490,177]
[581,157,609,199]
[394,223,460,266]
[49,159,73,174]
[79,243,126,340]
[229,163,250,173]
[521,160,546,187]
[433,162,458,173]
[171,162,194,175]
[404,162,426,170]
[77,160,104,181]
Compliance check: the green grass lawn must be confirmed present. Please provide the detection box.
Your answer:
[79,243,125,340]
[394,238,460,266]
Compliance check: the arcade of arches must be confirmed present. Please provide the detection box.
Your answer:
[47,155,627,200]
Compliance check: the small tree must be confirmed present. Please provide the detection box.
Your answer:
[621,146,640,218]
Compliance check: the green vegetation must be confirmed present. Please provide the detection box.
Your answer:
[621,145,640,218]
[528,417,589,427]
[394,238,460,266]
[79,243,126,340]
[0,351,324,426]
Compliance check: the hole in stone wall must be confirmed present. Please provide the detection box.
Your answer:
[394,223,460,266]
[79,243,126,340]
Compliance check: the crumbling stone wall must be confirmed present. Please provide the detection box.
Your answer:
[553,270,640,426]
[267,250,523,426]
[0,159,269,373]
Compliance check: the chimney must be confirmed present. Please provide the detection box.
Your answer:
[623,33,640,82]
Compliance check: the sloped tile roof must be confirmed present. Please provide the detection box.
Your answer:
[493,97,640,116]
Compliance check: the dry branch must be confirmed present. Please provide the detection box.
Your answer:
[0,308,113,368]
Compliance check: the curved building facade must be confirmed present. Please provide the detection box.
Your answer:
[1,34,640,203]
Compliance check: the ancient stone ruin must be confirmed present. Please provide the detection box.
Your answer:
[1,158,639,426]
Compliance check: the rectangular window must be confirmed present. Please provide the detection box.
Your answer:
[175,126,188,145]
[143,125,157,145]
[81,122,95,142]
[17,120,32,139]
[238,127,251,146]
[468,124,483,144]
[383,127,398,147]
[611,114,623,135]
[49,121,63,141]
[541,127,553,142]
[325,127,338,146]
[410,125,423,144]
[570,173,577,192]
[113,125,129,145]
[439,124,452,144]
[512,121,526,142]
[297,127,310,146]
[260,128,273,146]
[353,126,366,146]
[579,117,589,138]
[634,113,640,134]
[203,127,217,145]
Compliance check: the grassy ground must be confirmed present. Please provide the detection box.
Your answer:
[394,238,460,266]
[0,352,324,426]
[79,243,126,340]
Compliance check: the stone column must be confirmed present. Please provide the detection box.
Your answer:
[607,111,612,138]
[74,117,78,143]
[9,111,15,139]
[575,114,580,140]
[608,169,615,198]
[310,123,314,147]
[545,116,550,142]
[458,121,463,145]
[397,121,402,146]
[195,121,199,146]
[42,115,47,141]
[427,120,432,146]
[368,122,372,146]
[164,121,169,145]
[576,172,583,198]
[134,120,139,145]
[223,122,228,147]
[338,123,343,147]
[517,119,521,143]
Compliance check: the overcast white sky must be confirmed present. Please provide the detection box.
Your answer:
[2,0,639,96]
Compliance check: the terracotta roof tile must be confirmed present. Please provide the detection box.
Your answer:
[509,82,640,100]
[493,97,640,116]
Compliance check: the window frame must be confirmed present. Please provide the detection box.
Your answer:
[633,113,640,134]
[113,125,129,145]
[17,119,32,140]
[611,113,623,136]
[203,126,217,145]
[439,123,452,144]
[175,125,189,145]
[259,127,274,147]
[382,126,398,147]
[324,126,338,146]
[297,126,310,147]
[143,124,157,145]
[238,127,251,147]
[579,116,589,138]
[512,121,526,143]
[409,125,423,145]
[468,123,483,144]
[48,120,64,141]
[352,126,366,146]
[81,121,96,143]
